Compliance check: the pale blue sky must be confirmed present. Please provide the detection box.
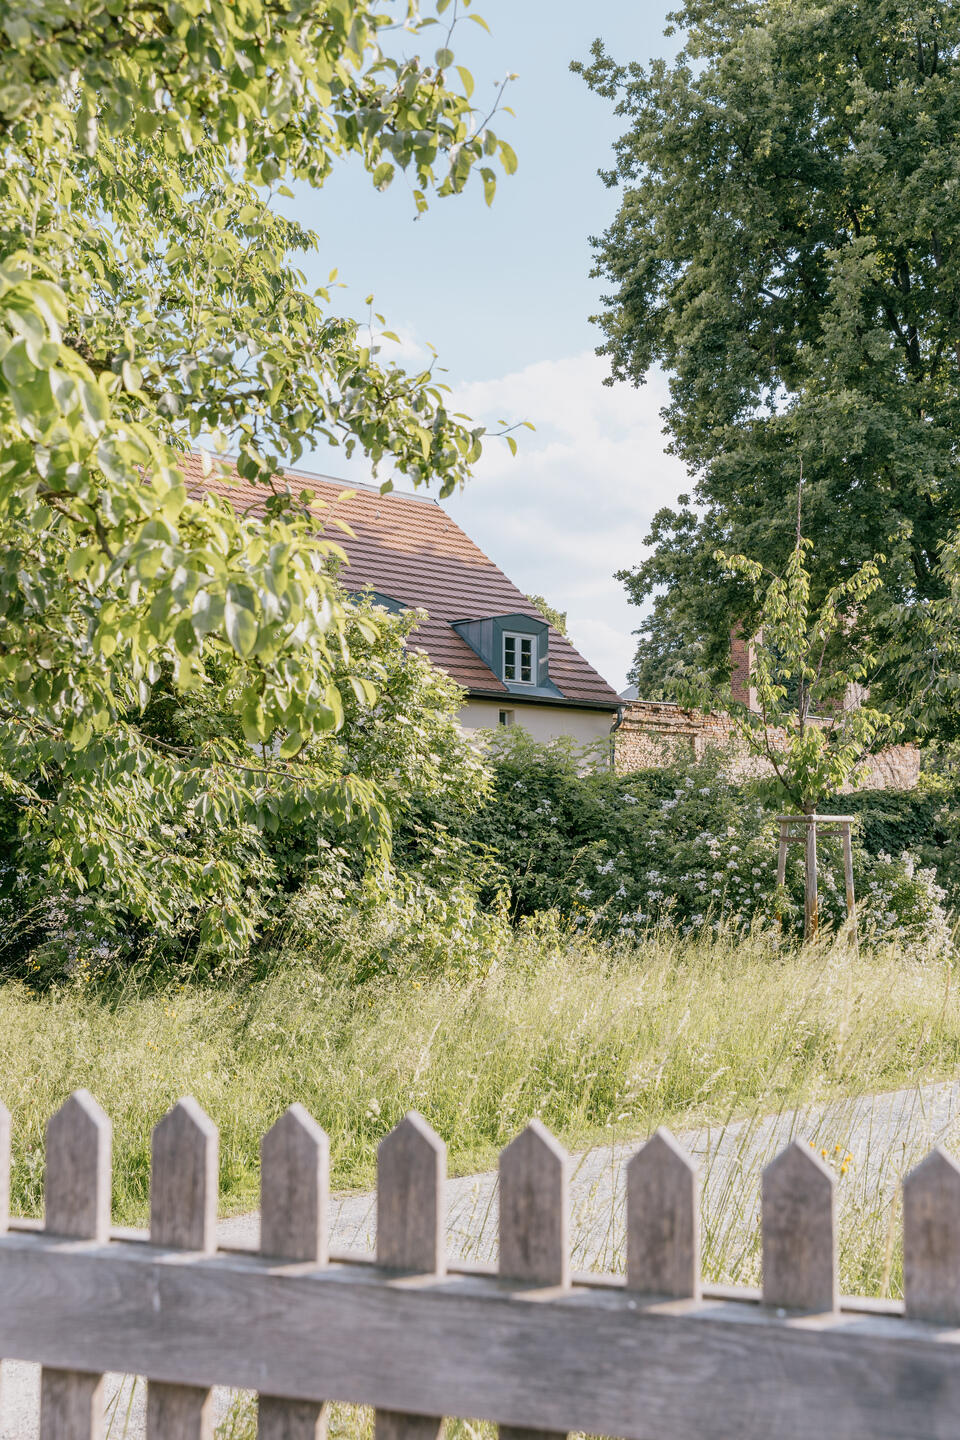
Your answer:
[288,1,688,690]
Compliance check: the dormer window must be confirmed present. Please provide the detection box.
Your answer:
[451,611,561,698]
[503,632,534,684]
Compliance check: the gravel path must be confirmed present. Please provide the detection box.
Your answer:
[4,1077,960,1437]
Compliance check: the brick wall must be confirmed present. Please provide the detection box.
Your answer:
[729,627,755,708]
[615,700,920,791]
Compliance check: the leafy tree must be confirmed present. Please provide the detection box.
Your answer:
[1,598,491,973]
[526,594,568,636]
[693,536,895,814]
[576,1,960,723]
[0,0,516,949]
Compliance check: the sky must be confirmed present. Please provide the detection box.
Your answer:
[287,1,688,692]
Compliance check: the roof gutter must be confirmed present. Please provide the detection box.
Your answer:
[466,688,620,714]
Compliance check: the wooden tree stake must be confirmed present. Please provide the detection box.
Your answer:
[259,1104,330,1440]
[40,1090,111,1439]
[147,1097,218,1440]
[375,1113,446,1440]
[762,1141,836,1313]
[804,817,818,939]
[626,1128,700,1299]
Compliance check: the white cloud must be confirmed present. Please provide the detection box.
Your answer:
[439,351,690,691]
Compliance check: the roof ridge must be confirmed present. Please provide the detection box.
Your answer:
[200,452,440,506]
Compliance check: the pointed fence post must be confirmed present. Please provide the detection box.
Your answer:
[0,1101,7,1423]
[498,1120,569,1440]
[0,1100,9,1238]
[762,1142,836,1313]
[259,1105,330,1440]
[375,1113,446,1440]
[903,1147,960,1324]
[147,1098,218,1440]
[40,1091,111,1440]
[626,1128,700,1299]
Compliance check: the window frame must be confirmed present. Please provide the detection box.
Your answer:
[502,631,535,685]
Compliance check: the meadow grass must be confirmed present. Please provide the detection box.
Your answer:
[2,923,958,1227]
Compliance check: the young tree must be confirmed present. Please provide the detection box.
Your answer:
[0,1,516,949]
[686,530,897,940]
[699,542,895,816]
[575,1,960,725]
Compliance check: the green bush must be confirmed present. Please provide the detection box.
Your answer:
[462,730,954,954]
[838,766,960,910]
[0,599,492,979]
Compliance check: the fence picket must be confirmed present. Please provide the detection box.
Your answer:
[147,1097,218,1440]
[259,1104,330,1440]
[375,1113,446,1440]
[40,1091,111,1440]
[10,1112,960,1438]
[626,1128,700,1298]
[0,1099,9,1236]
[498,1120,569,1440]
[903,1146,960,1324]
[761,1141,837,1312]
[0,1100,7,1422]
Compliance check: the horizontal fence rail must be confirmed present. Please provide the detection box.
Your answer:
[0,1094,959,1439]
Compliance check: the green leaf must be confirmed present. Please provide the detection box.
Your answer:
[224,589,258,657]
[279,729,305,758]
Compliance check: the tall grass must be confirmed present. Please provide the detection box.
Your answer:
[2,924,958,1225]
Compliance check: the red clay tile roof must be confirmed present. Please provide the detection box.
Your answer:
[179,453,620,710]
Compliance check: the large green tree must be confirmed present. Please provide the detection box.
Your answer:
[576,1,960,726]
[0,0,515,951]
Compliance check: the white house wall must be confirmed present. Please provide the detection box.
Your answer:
[458,699,616,747]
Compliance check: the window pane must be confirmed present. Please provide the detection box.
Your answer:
[503,635,516,680]
[520,637,533,682]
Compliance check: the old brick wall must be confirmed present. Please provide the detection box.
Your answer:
[615,701,920,791]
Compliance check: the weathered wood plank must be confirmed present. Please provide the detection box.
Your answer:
[1,1232,959,1440]
[0,1099,10,1236]
[762,1141,836,1313]
[0,1096,7,1425]
[377,1112,445,1275]
[147,1381,214,1436]
[499,1120,568,1289]
[626,1128,700,1299]
[150,1097,218,1252]
[148,1097,217,1440]
[40,1091,111,1440]
[261,1103,329,1265]
[39,1369,105,1440]
[44,1090,112,1242]
[376,1113,446,1440]
[903,1146,960,1324]
[259,1105,330,1440]
[258,1397,328,1440]
[499,1120,569,1440]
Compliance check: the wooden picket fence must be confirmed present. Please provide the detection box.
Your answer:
[1,1094,960,1439]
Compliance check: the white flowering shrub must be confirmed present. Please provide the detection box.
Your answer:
[466,730,954,955]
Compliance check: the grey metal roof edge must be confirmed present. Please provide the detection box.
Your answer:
[464,688,620,713]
